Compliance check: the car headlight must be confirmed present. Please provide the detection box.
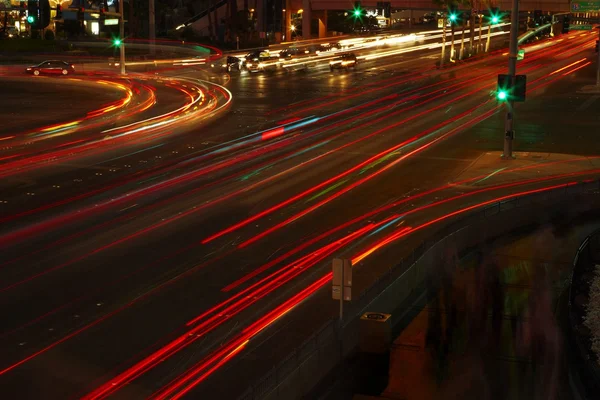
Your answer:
[247,63,252,67]
[210,64,215,67]
[258,63,265,68]
[221,64,227,67]
[26,67,32,70]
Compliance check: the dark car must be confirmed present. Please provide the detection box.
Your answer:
[26,60,75,76]
[211,56,242,72]
[329,53,358,71]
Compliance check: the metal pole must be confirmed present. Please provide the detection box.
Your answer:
[119,13,126,75]
[450,24,455,61]
[149,0,155,55]
[486,23,491,52]
[596,27,600,86]
[339,261,344,321]
[440,20,446,68]
[478,6,483,52]
[503,0,519,159]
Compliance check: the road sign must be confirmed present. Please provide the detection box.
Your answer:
[332,258,352,301]
[517,49,525,60]
[571,1,600,12]
[569,25,593,30]
[331,286,352,301]
[333,258,352,321]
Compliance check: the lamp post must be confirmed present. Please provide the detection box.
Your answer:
[119,13,125,75]
[503,0,519,159]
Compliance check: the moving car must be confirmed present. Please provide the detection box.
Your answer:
[211,56,242,73]
[246,51,277,72]
[26,60,75,76]
[329,53,358,71]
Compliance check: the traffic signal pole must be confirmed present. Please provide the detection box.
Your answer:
[119,13,126,75]
[503,0,519,159]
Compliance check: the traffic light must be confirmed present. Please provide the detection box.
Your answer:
[490,10,502,24]
[113,37,122,47]
[352,2,363,19]
[27,0,39,27]
[448,5,459,24]
[78,6,85,21]
[497,74,527,102]
[55,5,62,19]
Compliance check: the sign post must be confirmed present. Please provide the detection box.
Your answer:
[332,258,352,321]
[119,13,126,75]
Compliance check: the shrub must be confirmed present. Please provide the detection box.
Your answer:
[584,265,600,364]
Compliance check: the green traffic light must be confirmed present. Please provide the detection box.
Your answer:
[491,15,500,24]
[497,90,508,100]
[113,38,122,47]
[27,15,35,24]
[449,13,457,22]
[352,7,363,18]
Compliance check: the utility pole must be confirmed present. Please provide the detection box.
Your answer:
[120,12,126,75]
[503,0,519,159]
[149,0,156,55]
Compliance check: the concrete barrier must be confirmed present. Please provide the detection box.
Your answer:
[238,180,600,400]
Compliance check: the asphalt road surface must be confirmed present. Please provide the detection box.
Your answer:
[1,30,599,399]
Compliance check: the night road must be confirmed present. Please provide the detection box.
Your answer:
[1,25,600,400]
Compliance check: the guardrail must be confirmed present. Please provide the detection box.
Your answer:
[237,178,600,400]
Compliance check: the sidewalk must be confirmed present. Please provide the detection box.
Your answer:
[382,220,600,400]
